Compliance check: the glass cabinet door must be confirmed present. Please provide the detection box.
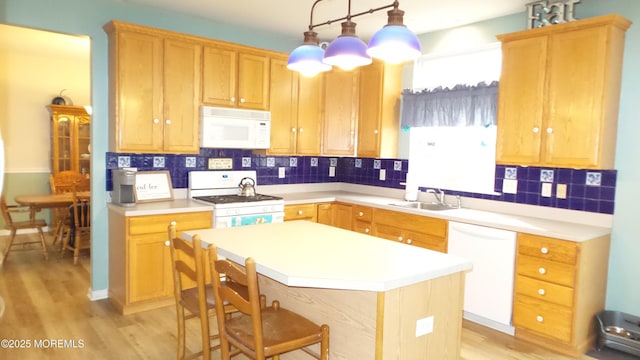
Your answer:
[48,105,91,177]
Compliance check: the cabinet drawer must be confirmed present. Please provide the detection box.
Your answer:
[515,274,574,307]
[518,233,577,265]
[284,204,317,221]
[373,223,405,243]
[128,211,212,236]
[352,205,372,222]
[353,220,371,235]
[373,208,447,238]
[405,230,447,253]
[517,255,576,287]
[513,295,573,342]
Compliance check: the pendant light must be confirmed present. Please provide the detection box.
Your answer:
[322,20,372,71]
[288,0,421,76]
[367,5,422,64]
[287,30,332,77]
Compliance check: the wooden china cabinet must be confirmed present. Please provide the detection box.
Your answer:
[48,105,91,177]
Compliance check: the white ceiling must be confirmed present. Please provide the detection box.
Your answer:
[112,0,530,41]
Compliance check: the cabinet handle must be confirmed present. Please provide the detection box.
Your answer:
[153,118,160,124]
[538,288,546,296]
[240,98,246,103]
[373,129,379,134]
[358,211,364,217]
[538,267,546,275]
[546,127,553,134]
[536,315,544,323]
[532,127,539,133]
[297,210,303,215]
[365,228,369,233]
[230,97,236,103]
[398,236,403,242]
[407,239,413,244]
[540,247,549,254]
[165,119,171,125]
[291,127,296,133]
[164,240,170,246]
[299,128,304,133]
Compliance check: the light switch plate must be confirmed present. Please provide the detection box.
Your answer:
[278,167,285,179]
[541,182,552,197]
[379,169,386,181]
[329,166,335,177]
[557,183,567,199]
[502,179,518,194]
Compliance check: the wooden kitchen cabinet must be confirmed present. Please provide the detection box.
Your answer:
[104,21,201,154]
[496,15,631,169]
[315,202,353,230]
[202,44,270,110]
[48,105,91,177]
[322,69,359,155]
[284,203,317,222]
[512,233,610,356]
[357,62,402,158]
[268,56,323,155]
[108,209,212,315]
[372,208,448,253]
[352,205,373,235]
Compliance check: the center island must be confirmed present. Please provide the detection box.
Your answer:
[184,220,472,359]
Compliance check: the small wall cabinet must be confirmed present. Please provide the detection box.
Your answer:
[496,14,631,169]
[202,44,270,110]
[48,105,91,177]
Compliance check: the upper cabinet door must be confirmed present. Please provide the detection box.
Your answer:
[268,57,298,155]
[495,36,547,165]
[114,29,164,152]
[296,74,323,156]
[202,46,237,107]
[237,53,270,110]
[162,39,202,153]
[322,69,358,155]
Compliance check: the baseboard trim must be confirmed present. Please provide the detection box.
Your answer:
[87,288,109,301]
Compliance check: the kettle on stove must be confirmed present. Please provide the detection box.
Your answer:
[238,177,256,197]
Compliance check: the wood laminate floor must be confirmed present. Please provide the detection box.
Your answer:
[0,233,606,359]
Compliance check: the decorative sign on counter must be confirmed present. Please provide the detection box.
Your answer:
[134,170,174,203]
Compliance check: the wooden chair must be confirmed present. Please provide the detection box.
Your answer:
[61,186,90,264]
[168,222,238,360]
[50,171,90,248]
[1,194,48,261]
[208,244,330,360]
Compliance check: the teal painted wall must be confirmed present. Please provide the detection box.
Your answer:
[3,0,639,317]
[1,0,297,295]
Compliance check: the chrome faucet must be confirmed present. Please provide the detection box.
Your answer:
[426,188,445,204]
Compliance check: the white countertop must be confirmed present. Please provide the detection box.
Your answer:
[270,190,612,242]
[184,220,472,292]
[107,199,212,216]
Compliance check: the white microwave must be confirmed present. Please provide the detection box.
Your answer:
[200,106,270,149]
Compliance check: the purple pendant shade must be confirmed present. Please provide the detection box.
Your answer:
[323,20,372,71]
[367,24,421,64]
[287,30,332,77]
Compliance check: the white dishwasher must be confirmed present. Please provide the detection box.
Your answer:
[448,221,517,335]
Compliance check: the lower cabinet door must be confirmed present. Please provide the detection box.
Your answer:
[128,233,172,303]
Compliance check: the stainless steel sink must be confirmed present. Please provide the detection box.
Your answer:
[389,202,456,211]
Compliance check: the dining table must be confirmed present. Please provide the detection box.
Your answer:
[14,192,91,245]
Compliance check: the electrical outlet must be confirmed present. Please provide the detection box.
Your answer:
[278,167,285,179]
[541,182,552,197]
[557,183,567,199]
[329,166,335,177]
[502,179,518,194]
[416,316,434,337]
[379,169,386,181]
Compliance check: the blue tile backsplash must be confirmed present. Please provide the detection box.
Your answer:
[106,149,617,215]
